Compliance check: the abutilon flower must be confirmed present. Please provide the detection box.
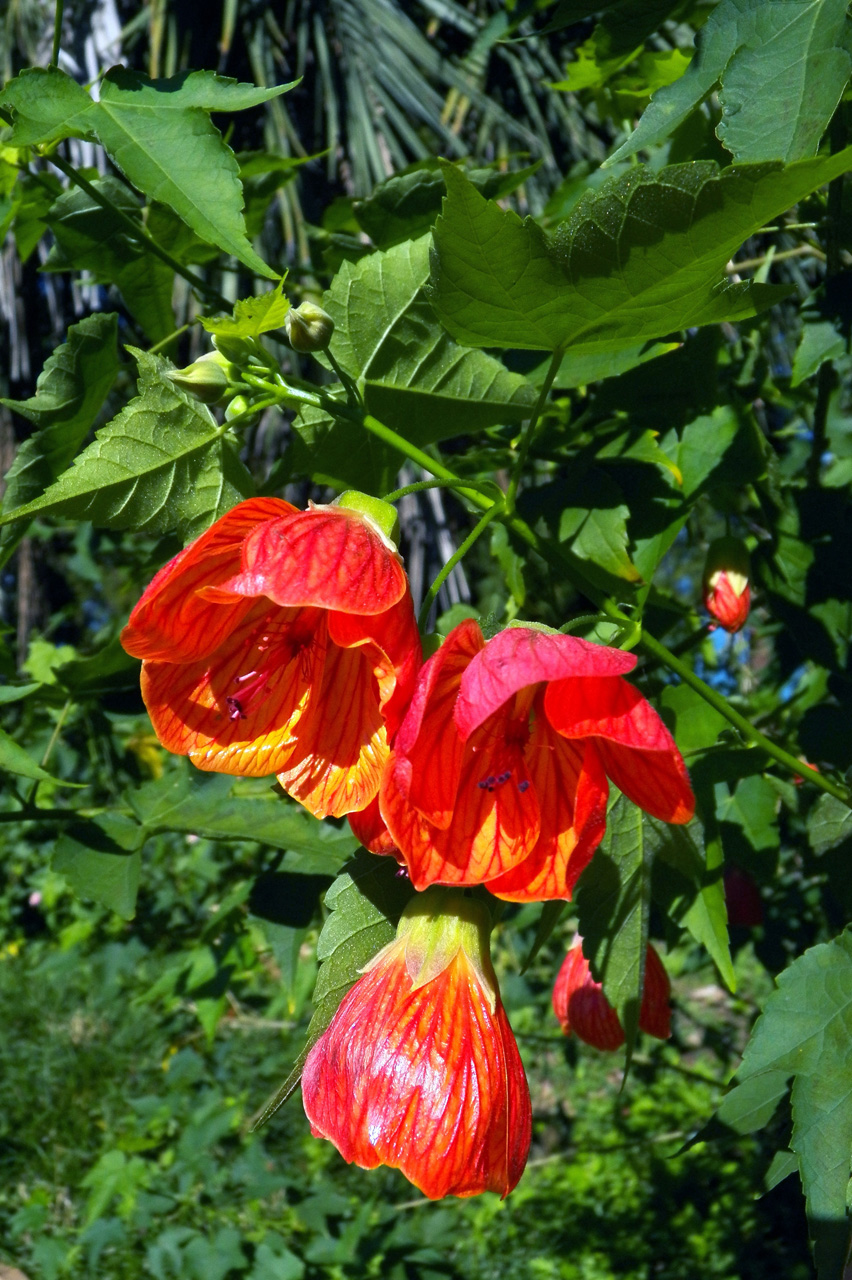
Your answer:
[552,937,671,1050]
[358,620,694,902]
[121,495,421,819]
[702,537,750,633]
[301,888,531,1200]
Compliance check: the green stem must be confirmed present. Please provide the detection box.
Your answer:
[418,502,504,631]
[50,0,64,66]
[382,478,502,504]
[505,348,562,514]
[325,349,362,409]
[48,154,231,309]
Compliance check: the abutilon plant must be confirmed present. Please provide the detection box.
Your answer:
[121,493,422,819]
[301,888,532,1200]
[552,938,672,1051]
[353,620,694,901]
[702,537,751,634]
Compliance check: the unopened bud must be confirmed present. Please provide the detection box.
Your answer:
[702,536,751,633]
[167,351,235,404]
[285,300,335,353]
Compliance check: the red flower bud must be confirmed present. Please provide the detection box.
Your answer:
[302,889,531,1199]
[702,537,750,633]
[552,937,671,1050]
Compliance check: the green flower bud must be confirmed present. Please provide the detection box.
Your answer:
[212,334,258,365]
[166,351,235,404]
[285,300,335,353]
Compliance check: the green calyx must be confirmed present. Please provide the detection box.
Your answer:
[285,300,335,353]
[336,490,400,546]
[166,351,237,404]
[396,888,499,1012]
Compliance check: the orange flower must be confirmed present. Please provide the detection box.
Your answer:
[552,937,671,1050]
[121,496,421,819]
[301,889,531,1199]
[361,620,693,902]
[702,537,750,633]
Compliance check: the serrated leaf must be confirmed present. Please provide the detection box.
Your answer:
[715,1071,791,1135]
[0,66,298,278]
[128,771,357,873]
[676,405,766,500]
[252,851,414,1128]
[429,154,852,354]
[0,348,252,541]
[649,814,735,992]
[731,931,852,1278]
[51,814,144,919]
[608,0,852,166]
[808,794,852,856]
[575,792,652,1065]
[292,236,535,490]
[200,277,290,339]
[0,313,119,565]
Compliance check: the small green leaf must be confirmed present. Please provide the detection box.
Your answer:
[676,406,766,500]
[0,725,59,782]
[52,814,144,919]
[575,792,652,1065]
[808,794,852,855]
[792,317,847,388]
[0,349,251,541]
[430,155,852,354]
[200,277,290,339]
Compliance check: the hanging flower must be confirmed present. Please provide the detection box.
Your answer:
[301,888,531,1200]
[552,937,671,1050]
[121,495,421,819]
[363,621,693,902]
[702,537,750,633]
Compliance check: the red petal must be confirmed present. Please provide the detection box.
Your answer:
[328,588,422,742]
[552,944,623,1050]
[639,944,671,1040]
[544,677,694,823]
[349,795,402,858]
[274,640,387,819]
[487,734,608,903]
[225,506,407,614]
[121,497,293,662]
[140,602,323,776]
[302,940,531,1199]
[455,627,637,741]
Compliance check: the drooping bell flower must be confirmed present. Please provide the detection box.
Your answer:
[121,493,421,820]
[702,537,750,633]
[552,937,671,1050]
[302,888,531,1199]
[366,620,693,902]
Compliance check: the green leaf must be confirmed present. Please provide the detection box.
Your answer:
[429,155,852,354]
[0,313,119,563]
[0,349,253,541]
[650,814,735,992]
[792,317,847,388]
[292,236,535,491]
[676,405,766,500]
[608,0,852,166]
[717,775,781,853]
[251,851,414,1128]
[0,725,60,783]
[765,1148,799,1193]
[808,794,852,856]
[660,684,731,757]
[0,66,298,278]
[731,931,852,1278]
[200,277,290,339]
[51,814,144,919]
[530,340,681,390]
[127,771,357,874]
[43,179,175,341]
[715,1071,791,1136]
[575,792,652,1064]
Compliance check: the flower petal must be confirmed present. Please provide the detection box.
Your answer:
[327,589,422,742]
[348,795,402,858]
[544,676,694,823]
[121,497,293,662]
[639,944,671,1040]
[455,627,637,741]
[274,640,388,819]
[140,602,323,776]
[226,506,408,614]
[302,939,531,1199]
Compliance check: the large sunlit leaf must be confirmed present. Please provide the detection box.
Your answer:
[0,349,253,542]
[575,792,651,1064]
[607,0,852,166]
[429,153,852,353]
[0,66,297,277]
[252,851,415,1127]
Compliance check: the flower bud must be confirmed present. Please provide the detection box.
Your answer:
[166,351,236,404]
[285,300,335,353]
[702,537,750,633]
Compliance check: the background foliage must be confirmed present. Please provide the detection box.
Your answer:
[2,0,852,1276]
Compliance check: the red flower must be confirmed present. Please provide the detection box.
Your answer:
[702,537,750,633]
[552,938,671,1050]
[362,621,693,902]
[302,889,531,1199]
[121,497,421,819]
